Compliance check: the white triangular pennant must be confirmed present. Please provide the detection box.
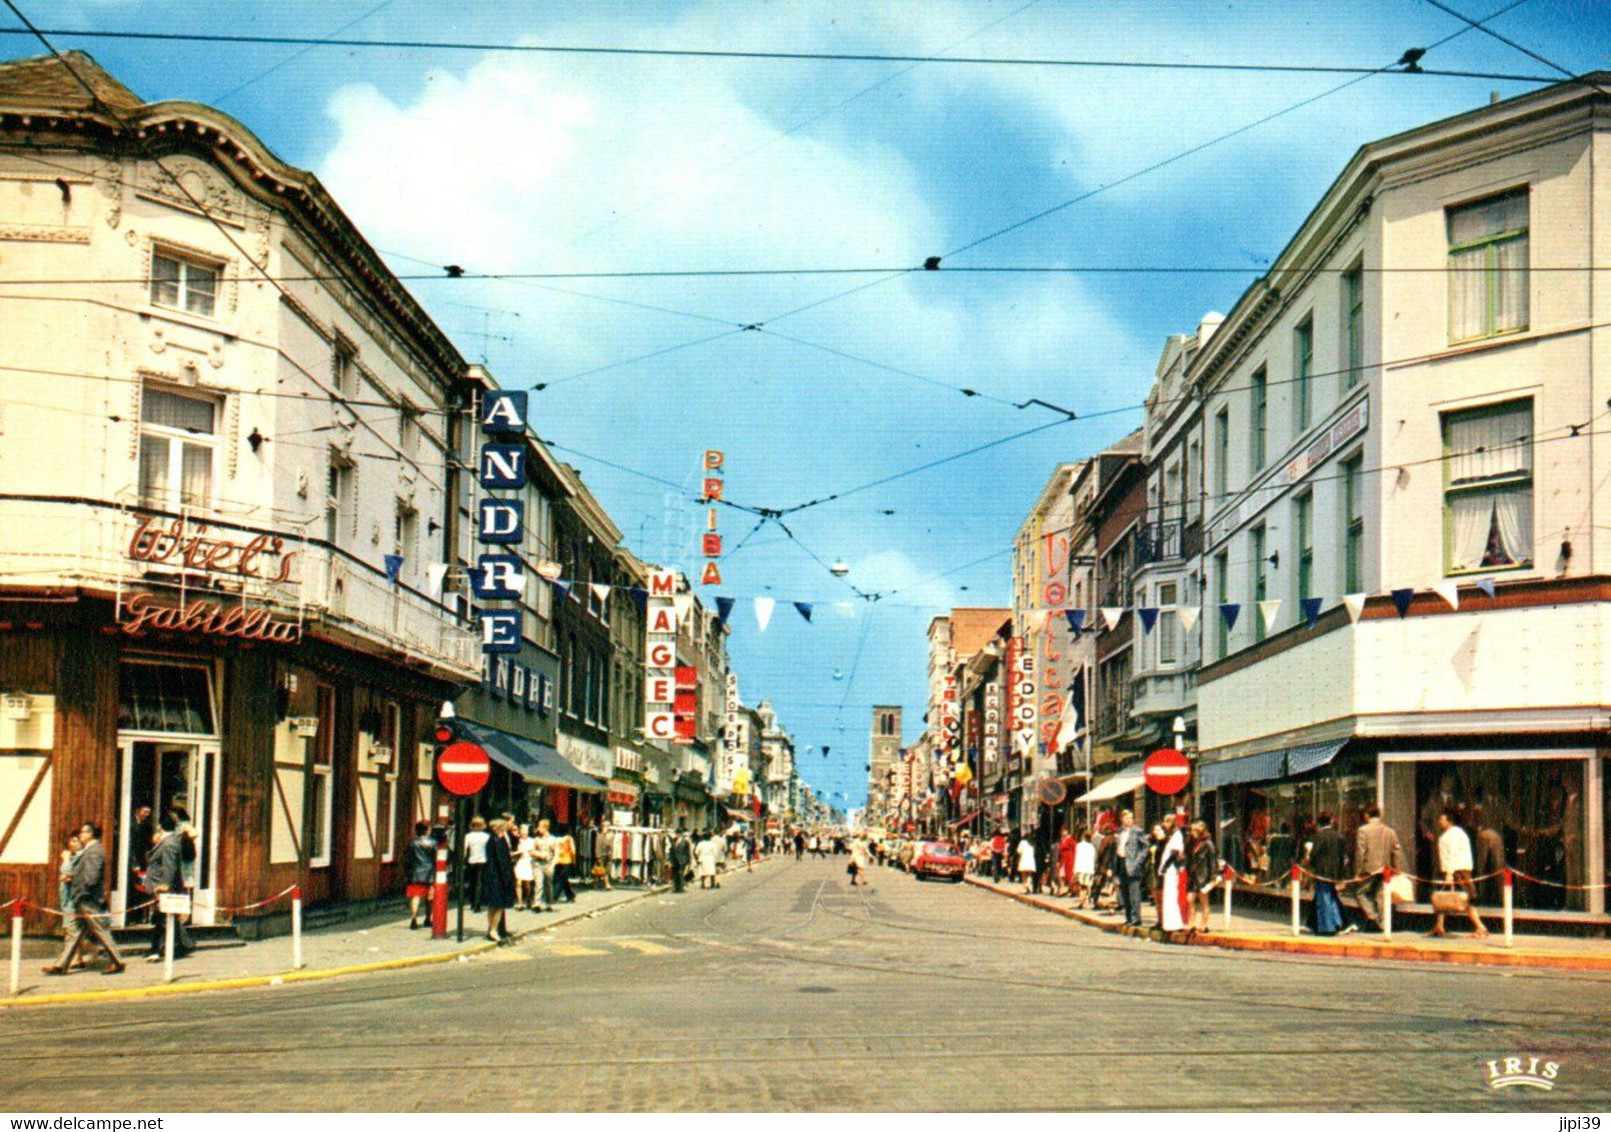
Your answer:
[1055,694,1078,749]
[1343,593,1367,624]
[1432,582,1459,611]
[671,593,693,624]
[590,583,612,603]
[1028,609,1049,635]
[754,597,775,632]
[1176,605,1200,635]
[1258,599,1282,632]
[426,563,449,598]
[1100,606,1125,631]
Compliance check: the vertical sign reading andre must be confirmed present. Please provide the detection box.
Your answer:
[474,391,528,654]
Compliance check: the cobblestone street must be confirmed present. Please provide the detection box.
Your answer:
[5,857,1609,1111]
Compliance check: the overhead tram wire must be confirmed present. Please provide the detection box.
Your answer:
[0,25,1558,82]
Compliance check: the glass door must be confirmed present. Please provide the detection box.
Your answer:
[115,738,222,926]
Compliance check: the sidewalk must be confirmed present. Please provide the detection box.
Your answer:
[5,882,664,1008]
[964,875,1611,971]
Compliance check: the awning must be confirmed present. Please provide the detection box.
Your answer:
[1079,765,1146,804]
[1285,740,1348,778]
[453,719,604,793]
[724,807,751,822]
[1198,748,1287,791]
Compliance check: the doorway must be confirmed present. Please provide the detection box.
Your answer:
[115,738,221,925]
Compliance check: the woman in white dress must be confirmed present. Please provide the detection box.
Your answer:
[1158,819,1190,932]
[1073,831,1097,903]
[1016,835,1038,894]
[513,824,537,910]
[694,832,722,890]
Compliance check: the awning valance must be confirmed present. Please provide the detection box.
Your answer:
[454,719,604,793]
[1285,740,1348,778]
[1080,765,1146,804]
[1198,748,1287,791]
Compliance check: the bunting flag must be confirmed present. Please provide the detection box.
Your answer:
[1219,603,1241,632]
[590,583,612,603]
[489,568,527,598]
[1475,576,1497,599]
[1258,599,1282,633]
[383,554,404,586]
[671,593,694,623]
[551,580,571,603]
[628,586,648,614]
[1100,606,1126,631]
[426,563,449,598]
[1299,595,1324,630]
[794,601,813,622]
[1064,609,1086,635]
[1028,609,1049,634]
[1432,582,1460,611]
[1343,593,1367,623]
[754,597,775,632]
[1055,693,1078,750]
[1137,607,1160,634]
[714,596,736,627]
[1390,588,1415,618]
[1176,605,1200,634]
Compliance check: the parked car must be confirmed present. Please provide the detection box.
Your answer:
[912,840,966,882]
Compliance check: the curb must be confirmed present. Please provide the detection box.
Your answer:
[2,885,670,1009]
[963,876,1611,972]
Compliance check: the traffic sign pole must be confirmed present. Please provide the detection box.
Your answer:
[454,797,467,943]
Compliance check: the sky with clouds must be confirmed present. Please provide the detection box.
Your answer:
[13,0,1606,810]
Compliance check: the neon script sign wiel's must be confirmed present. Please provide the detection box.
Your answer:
[129,515,298,582]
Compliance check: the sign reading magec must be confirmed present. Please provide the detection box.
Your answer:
[644,569,680,742]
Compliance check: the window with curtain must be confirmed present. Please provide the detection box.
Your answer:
[1342,265,1364,387]
[1215,552,1229,659]
[1444,400,1533,573]
[138,385,218,508]
[1251,526,1268,642]
[1157,581,1178,665]
[1447,189,1529,343]
[1295,492,1314,602]
[150,249,219,316]
[1294,317,1314,431]
[1344,455,1364,593]
[1251,369,1268,470]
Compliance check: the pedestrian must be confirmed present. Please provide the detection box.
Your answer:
[405,820,438,930]
[143,816,195,963]
[513,823,537,910]
[1351,804,1404,933]
[671,829,693,893]
[1055,827,1077,897]
[595,820,615,890]
[56,831,80,920]
[793,829,805,860]
[1147,823,1169,927]
[463,816,490,913]
[848,838,869,886]
[1158,816,1190,933]
[1015,832,1037,894]
[695,831,721,889]
[42,821,124,976]
[1187,820,1217,934]
[480,818,517,943]
[1093,823,1117,910]
[552,824,578,902]
[1471,805,1506,905]
[1114,812,1149,928]
[1305,811,1352,936]
[531,819,558,911]
[989,829,1007,882]
[125,805,153,924]
[1432,809,1489,939]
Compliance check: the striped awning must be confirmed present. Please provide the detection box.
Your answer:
[453,719,604,793]
[1285,740,1348,778]
[1198,749,1287,791]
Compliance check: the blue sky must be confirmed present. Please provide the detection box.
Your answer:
[14,0,1607,810]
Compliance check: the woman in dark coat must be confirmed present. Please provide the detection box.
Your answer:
[480,818,518,943]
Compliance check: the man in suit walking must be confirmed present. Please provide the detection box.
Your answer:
[43,821,124,975]
[670,829,692,894]
[144,816,195,963]
[1351,804,1404,933]
[1113,809,1150,928]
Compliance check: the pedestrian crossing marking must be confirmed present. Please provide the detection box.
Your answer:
[489,949,533,962]
[613,939,674,955]
[547,944,609,957]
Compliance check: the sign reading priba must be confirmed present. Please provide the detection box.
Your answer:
[119,592,301,643]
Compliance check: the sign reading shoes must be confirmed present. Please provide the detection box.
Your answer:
[475,391,528,654]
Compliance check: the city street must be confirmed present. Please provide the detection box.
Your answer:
[5,857,1609,1112]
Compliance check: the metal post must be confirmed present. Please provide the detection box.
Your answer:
[163,910,175,983]
[1289,864,1301,936]
[9,899,22,997]
[1381,867,1394,941]
[1221,865,1234,930]
[291,886,303,970]
[430,843,449,940]
[1495,869,1507,953]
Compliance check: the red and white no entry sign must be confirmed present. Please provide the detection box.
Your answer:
[437,740,490,796]
[1142,748,1191,796]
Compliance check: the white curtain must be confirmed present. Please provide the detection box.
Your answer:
[1491,489,1532,567]
[1448,245,1487,341]
[1446,404,1530,484]
[1449,491,1532,571]
[1448,494,1492,572]
[1494,234,1529,332]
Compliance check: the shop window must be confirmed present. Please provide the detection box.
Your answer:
[1443,400,1532,574]
[138,385,218,509]
[309,684,335,868]
[1448,188,1528,343]
[118,662,215,734]
[1214,771,1374,887]
[150,248,219,317]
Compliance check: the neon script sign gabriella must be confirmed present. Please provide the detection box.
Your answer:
[120,593,301,642]
[128,515,297,583]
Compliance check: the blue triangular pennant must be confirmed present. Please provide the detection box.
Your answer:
[383,554,404,586]
[1219,603,1240,631]
[1299,596,1323,629]
[1475,576,1497,599]
[794,602,813,622]
[1064,609,1086,635]
[1137,607,1159,634]
[1391,588,1414,618]
[551,580,571,603]
[714,596,735,627]
[629,586,648,613]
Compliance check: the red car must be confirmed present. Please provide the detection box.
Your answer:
[912,840,966,882]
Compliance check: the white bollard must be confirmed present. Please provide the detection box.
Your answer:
[163,910,175,984]
[1221,866,1234,930]
[291,887,304,970]
[1382,869,1394,941]
[1289,866,1301,936]
[9,900,22,997]
[1495,869,1507,953]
